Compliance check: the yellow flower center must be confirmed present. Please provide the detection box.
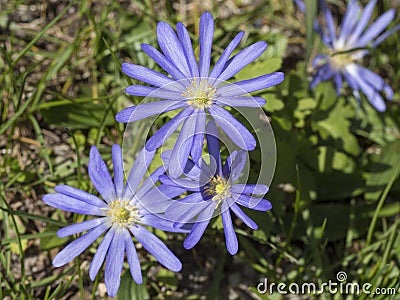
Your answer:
[106,200,139,227]
[328,50,358,70]
[205,176,231,205]
[182,79,216,109]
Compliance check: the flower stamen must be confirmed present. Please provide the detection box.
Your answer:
[105,200,139,227]
[182,78,216,109]
[205,176,231,205]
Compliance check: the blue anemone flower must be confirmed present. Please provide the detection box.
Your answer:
[311,0,400,111]
[43,145,185,297]
[116,12,284,177]
[160,121,272,255]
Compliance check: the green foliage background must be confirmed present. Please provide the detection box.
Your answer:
[1,0,399,299]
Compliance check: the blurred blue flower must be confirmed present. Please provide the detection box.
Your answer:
[294,0,305,13]
[43,145,185,297]
[311,0,399,111]
[160,121,272,255]
[116,12,284,177]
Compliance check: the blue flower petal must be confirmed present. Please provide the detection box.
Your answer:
[122,63,181,90]
[176,23,199,77]
[139,184,186,214]
[205,120,222,175]
[209,32,244,80]
[123,148,156,200]
[89,146,117,203]
[125,85,185,100]
[89,225,115,281]
[43,194,107,216]
[338,0,360,44]
[231,183,269,195]
[319,0,337,47]
[146,106,194,151]
[183,201,216,249]
[115,100,186,123]
[52,222,109,267]
[130,225,182,272]
[157,22,191,77]
[199,12,214,77]
[221,201,238,255]
[142,214,190,233]
[112,145,124,199]
[135,166,166,199]
[347,0,377,47]
[190,109,206,164]
[57,218,106,238]
[217,41,267,82]
[355,9,396,48]
[159,175,202,191]
[217,73,284,96]
[168,112,198,178]
[209,105,256,150]
[230,203,258,229]
[122,229,142,284]
[142,44,187,80]
[165,193,209,223]
[228,150,247,182]
[216,96,266,107]
[54,185,107,208]
[235,194,272,211]
[104,230,125,297]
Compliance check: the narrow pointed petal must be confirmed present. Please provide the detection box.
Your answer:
[54,185,107,208]
[52,222,109,267]
[231,183,269,195]
[123,148,156,200]
[141,214,190,233]
[176,22,199,77]
[190,109,206,164]
[122,63,182,90]
[371,24,400,48]
[135,166,166,199]
[43,194,107,216]
[217,41,267,82]
[333,73,343,96]
[236,194,272,211]
[199,12,214,77]
[125,85,185,100]
[142,44,187,80]
[104,231,125,297]
[216,96,266,107]
[57,218,106,238]
[88,146,117,203]
[157,22,191,76]
[89,226,115,281]
[160,175,202,191]
[205,120,222,175]
[347,0,377,47]
[209,105,256,150]
[139,184,186,213]
[209,32,244,80]
[216,73,284,96]
[168,112,197,178]
[230,203,258,229]
[112,145,124,199]
[319,0,337,45]
[146,107,194,151]
[165,193,209,223]
[221,201,238,255]
[115,100,186,123]
[338,0,360,43]
[183,201,216,249]
[229,150,247,182]
[123,229,142,284]
[131,225,182,272]
[355,9,396,48]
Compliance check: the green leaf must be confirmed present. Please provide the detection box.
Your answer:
[40,226,67,250]
[117,271,150,300]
